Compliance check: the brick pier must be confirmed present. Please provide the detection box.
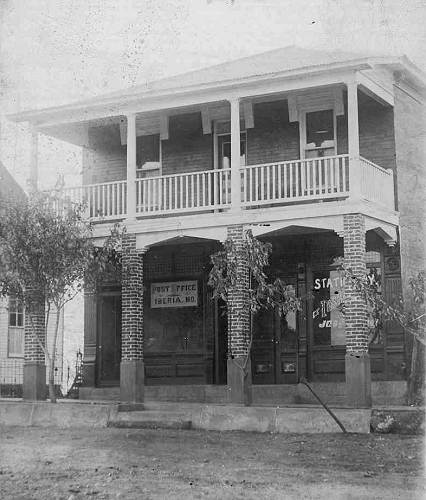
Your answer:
[23,295,46,400]
[226,225,252,405]
[120,233,145,405]
[343,214,371,407]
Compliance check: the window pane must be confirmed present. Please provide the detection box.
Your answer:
[9,313,17,327]
[313,270,345,346]
[17,313,23,327]
[306,110,334,147]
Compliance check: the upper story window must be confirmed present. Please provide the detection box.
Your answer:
[136,134,161,178]
[217,132,247,169]
[303,109,336,158]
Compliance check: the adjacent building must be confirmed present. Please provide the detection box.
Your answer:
[0,162,64,396]
[9,47,426,406]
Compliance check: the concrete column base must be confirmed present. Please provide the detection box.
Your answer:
[120,360,144,405]
[345,352,372,408]
[227,357,252,406]
[23,362,46,401]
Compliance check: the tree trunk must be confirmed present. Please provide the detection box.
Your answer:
[48,307,61,403]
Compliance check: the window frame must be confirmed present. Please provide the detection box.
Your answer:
[213,120,247,170]
[298,104,337,160]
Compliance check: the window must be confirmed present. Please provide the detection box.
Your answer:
[8,296,24,357]
[304,109,336,158]
[136,134,161,178]
[9,297,24,327]
[365,251,383,345]
[312,270,345,346]
[217,132,247,169]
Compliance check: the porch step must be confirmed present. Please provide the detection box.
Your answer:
[108,410,192,430]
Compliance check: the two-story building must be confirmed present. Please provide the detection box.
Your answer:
[0,162,64,397]
[10,46,425,407]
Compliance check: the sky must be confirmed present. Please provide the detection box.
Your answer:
[1,0,425,189]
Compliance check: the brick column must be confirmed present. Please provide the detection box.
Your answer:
[227,225,252,405]
[343,214,371,407]
[23,295,46,400]
[120,233,145,406]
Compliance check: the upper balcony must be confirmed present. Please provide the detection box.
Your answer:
[9,46,408,238]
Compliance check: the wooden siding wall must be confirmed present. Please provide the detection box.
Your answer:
[358,91,396,171]
[83,124,126,185]
[82,94,396,184]
[247,100,300,164]
[161,112,213,175]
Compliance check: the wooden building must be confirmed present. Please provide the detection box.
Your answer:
[9,47,426,406]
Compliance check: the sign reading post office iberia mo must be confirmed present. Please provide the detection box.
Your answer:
[151,281,198,308]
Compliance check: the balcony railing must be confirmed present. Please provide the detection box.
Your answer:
[359,156,394,210]
[54,155,395,221]
[54,180,127,220]
[136,168,231,215]
[241,155,349,207]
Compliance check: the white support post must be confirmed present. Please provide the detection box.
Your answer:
[347,81,361,200]
[29,125,39,192]
[229,98,241,211]
[126,113,137,219]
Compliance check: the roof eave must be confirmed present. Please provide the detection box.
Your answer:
[8,59,378,126]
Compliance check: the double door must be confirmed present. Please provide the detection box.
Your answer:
[251,279,305,384]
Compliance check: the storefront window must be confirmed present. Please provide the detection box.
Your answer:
[313,251,383,347]
[312,270,345,346]
[144,280,204,353]
[365,251,383,344]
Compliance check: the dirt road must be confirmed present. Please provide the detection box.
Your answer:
[0,427,424,499]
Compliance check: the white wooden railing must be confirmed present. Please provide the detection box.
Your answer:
[136,168,231,215]
[359,156,395,210]
[49,155,395,220]
[241,155,350,207]
[58,180,127,220]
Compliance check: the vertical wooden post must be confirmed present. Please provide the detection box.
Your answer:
[126,114,137,219]
[347,81,361,200]
[229,98,241,211]
[29,125,39,192]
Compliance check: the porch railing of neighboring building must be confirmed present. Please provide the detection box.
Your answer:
[51,154,395,221]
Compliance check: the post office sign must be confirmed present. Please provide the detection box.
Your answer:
[151,280,198,308]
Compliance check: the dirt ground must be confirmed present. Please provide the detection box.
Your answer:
[0,427,424,499]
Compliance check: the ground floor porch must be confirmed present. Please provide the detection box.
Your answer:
[21,214,404,407]
[79,216,404,408]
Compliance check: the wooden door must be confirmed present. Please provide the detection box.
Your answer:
[251,279,300,384]
[97,294,122,385]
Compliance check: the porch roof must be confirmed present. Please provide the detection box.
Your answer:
[8,46,426,127]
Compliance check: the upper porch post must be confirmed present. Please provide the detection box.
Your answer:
[229,97,241,211]
[347,81,361,200]
[126,113,137,220]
